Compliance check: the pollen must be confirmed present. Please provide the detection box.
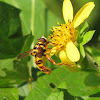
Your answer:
[49,22,76,51]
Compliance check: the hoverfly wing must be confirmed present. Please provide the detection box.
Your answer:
[17,49,34,59]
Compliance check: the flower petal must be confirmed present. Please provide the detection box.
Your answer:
[73,2,95,28]
[64,64,78,72]
[63,0,73,23]
[59,50,78,72]
[66,41,80,62]
[59,49,72,64]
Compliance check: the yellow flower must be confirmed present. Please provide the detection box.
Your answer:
[48,0,95,71]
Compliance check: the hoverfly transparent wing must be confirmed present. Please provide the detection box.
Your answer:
[17,49,34,59]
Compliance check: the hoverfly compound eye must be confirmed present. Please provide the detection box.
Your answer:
[41,36,47,41]
[38,36,47,42]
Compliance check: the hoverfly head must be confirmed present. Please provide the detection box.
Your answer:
[38,36,47,43]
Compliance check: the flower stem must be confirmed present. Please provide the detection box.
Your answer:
[28,64,32,91]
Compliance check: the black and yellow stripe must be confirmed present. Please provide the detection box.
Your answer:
[35,57,51,74]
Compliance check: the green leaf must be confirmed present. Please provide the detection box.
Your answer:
[0,67,28,87]
[0,0,33,35]
[80,22,89,35]
[79,44,85,61]
[0,59,14,76]
[84,73,100,86]
[0,59,14,70]
[0,88,19,100]
[18,81,36,97]
[0,1,21,37]
[0,34,33,87]
[25,66,100,99]
[66,72,100,96]
[0,2,31,59]
[47,91,64,100]
[86,47,100,67]
[0,37,26,59]
[80,53,99,72]
[25,67,70,100]
[58,82,67,89]
[81,30,95,45]
[0,56,31,87]
[86,97,100,100]
[0,33,34,87]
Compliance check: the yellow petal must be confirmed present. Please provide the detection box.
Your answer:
[63,0,73,23]
[59,50,78,72]
[59,49,73,64]
[64,64,78,72]
[66,41,80,62]
[73,2,95,28]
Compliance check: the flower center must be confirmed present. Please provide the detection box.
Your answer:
[49,22,76,51]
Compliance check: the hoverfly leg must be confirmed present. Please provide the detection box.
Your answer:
[46,55,73,67]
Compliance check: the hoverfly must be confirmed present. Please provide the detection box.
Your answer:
[17,36,51,74]
[17,36,71,74]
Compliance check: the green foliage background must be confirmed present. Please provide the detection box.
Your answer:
[0,0,100,100]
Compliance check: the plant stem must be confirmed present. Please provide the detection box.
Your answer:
[28,64,32,91]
